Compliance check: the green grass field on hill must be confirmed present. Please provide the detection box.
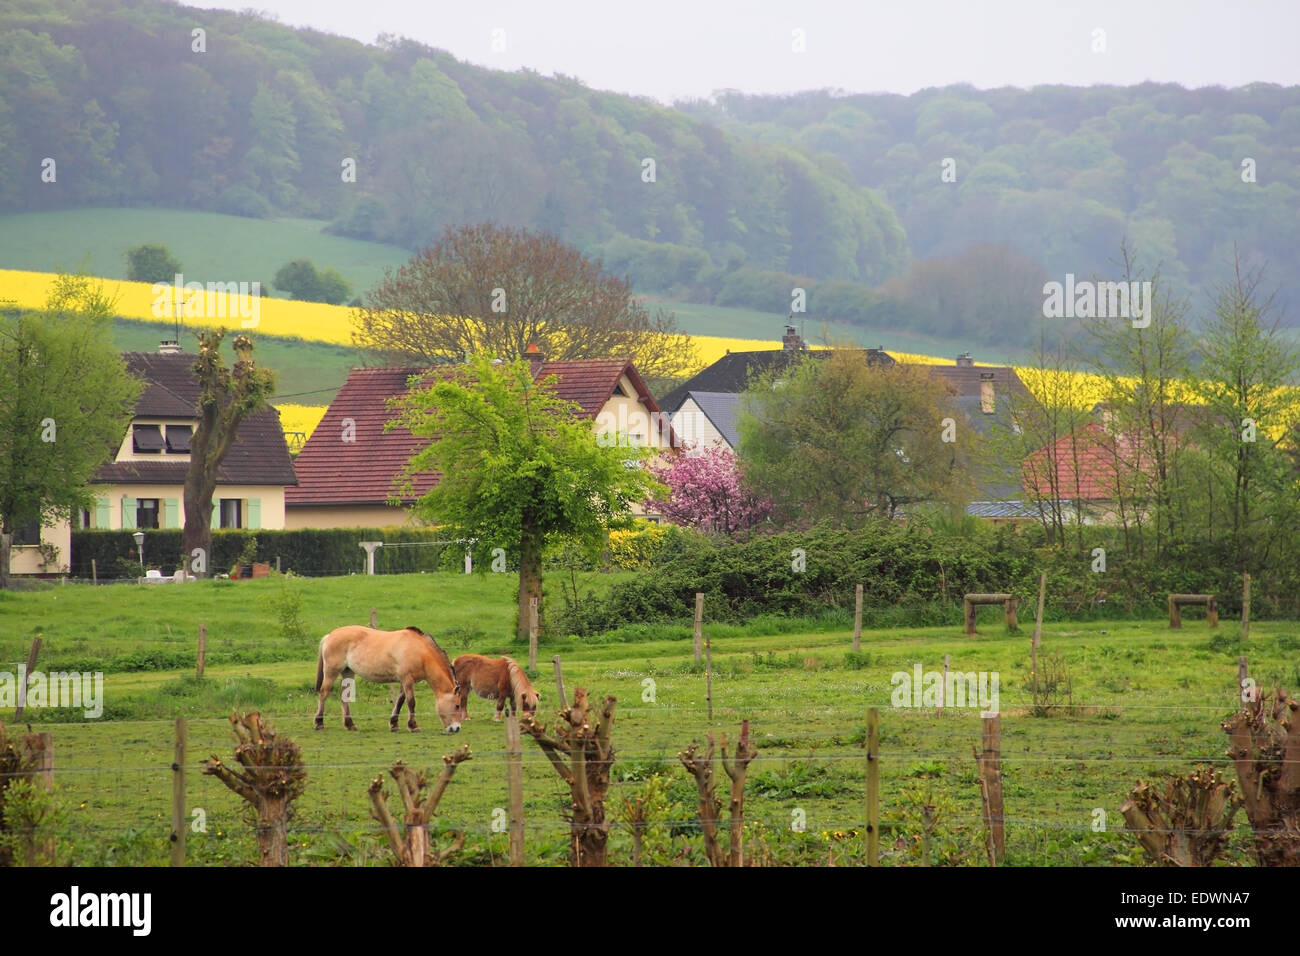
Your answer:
[0,208,410,296]
[1,573,1293,867]
[3,207,1026,366]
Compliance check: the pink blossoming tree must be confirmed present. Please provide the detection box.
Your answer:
[648,445,771,535]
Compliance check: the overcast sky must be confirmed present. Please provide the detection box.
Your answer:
[195,0,1296,102]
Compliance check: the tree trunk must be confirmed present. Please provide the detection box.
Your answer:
[0,528,11,591]
[182,480,214,578]
[517,528,544,641]
[256,798,291,867]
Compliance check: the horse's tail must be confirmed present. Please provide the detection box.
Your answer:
[314,640,325,692]
[504,657,522,708]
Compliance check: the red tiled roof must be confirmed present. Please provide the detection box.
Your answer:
[288,359,661,507]
[1021,422,1128,501]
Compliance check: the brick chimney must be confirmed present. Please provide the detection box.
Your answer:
[781,324,808,351]
[524,341,544,377]
[980,372,996,414]
[956,351,974,368]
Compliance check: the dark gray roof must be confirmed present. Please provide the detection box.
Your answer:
[966,500,1039,520]
[94,352,296,487]
[677,391,743,448]
[659,347,895,413]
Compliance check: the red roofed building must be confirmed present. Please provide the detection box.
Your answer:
[1021,421,1143,523]
[285,354,674,529]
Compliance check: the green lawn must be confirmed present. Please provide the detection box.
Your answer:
[1,573,1292,866]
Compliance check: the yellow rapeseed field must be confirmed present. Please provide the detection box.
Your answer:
[5,267,1219,443]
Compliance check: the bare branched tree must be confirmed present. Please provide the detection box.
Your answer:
[352,222,697,389]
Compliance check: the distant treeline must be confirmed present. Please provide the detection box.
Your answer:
[4,1,1297,344]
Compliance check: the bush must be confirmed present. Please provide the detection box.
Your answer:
[216,185,273,219]
[125,243,182,284]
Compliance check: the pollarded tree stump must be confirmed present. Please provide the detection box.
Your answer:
[1120,767,1241,866]
[1223,687,1300,866]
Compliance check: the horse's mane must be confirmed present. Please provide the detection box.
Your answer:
[408,626,459,691]
[504,657,533,698]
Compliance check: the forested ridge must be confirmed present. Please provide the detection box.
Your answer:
[2,0,1296,345]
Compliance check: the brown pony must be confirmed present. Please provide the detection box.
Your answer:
[451,654,540,721]
[315,625,462,733]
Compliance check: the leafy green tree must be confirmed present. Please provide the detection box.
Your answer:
[273,259,350,304]
[389,353,665,640]
[737,348,972,527]
[125,243,183,284]
[0,273,140,588]
[1190,251,1300,573]
[183,331,276,577]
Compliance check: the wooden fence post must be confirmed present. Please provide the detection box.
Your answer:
[1032,571,1046,702]
[91,558,97,585]
[505,716,525,867]
[939,653,950,715]
[964,596,976,635]
[528,598,538,671]
[275,556,281,574]
[36,731,54,863]
[552,655,567,709]
[866,707,879,866]
[369,607,377,629]
[196,625,207,679]
[1241,572,1251,641]
[974,715,1005,865]
[693,592,704,664]
[705,631,713,722]
[1207,596,1219,628]
[1005,595,1019,631]
[1168,594,1181,628]
[15,635,42,720]
[852,584,863,652]
[171,717,187,867]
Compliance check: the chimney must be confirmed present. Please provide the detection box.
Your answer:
[980,372,995,414]
[159,340,181,354]
[956,352,974,368]
[781,324,807,351]
[523,341,544,377]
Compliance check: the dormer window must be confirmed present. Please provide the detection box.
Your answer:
[133,424,164,454]
[167,425,192,453]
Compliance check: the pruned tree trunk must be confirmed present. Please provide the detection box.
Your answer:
[522,688,615,866]
[367,747,471,866]
[201,712,306,867]
[1120,767,1241,866]
[1222,687,1300,866]
[679,721,758,866]
[517,527,544,641]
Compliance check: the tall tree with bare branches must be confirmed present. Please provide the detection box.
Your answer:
[352,222,697,389]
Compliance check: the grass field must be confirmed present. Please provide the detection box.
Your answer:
[0,208,410,297]
[1,572,1291,867]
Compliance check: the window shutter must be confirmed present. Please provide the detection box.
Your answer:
[165,498,180,529]
[246,498,261,530]
[122,497,137,529]
[211,501,221,530]
[95,498,111,529]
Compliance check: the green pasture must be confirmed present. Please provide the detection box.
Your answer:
[1,573,1294,866]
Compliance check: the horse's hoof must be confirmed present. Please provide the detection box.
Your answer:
[346,724,358,731]
[408,724,421,733]
[314,723,324,731]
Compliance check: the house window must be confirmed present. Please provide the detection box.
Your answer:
[79,508,91,530]
[220,499,242,529]
[12,517,40,546]
[133,424,164,454]
[166,425,192,453]
[136,498,160,530]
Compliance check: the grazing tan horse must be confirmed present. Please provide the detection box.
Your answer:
[451,654,540,721]
[315,625,462,733]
